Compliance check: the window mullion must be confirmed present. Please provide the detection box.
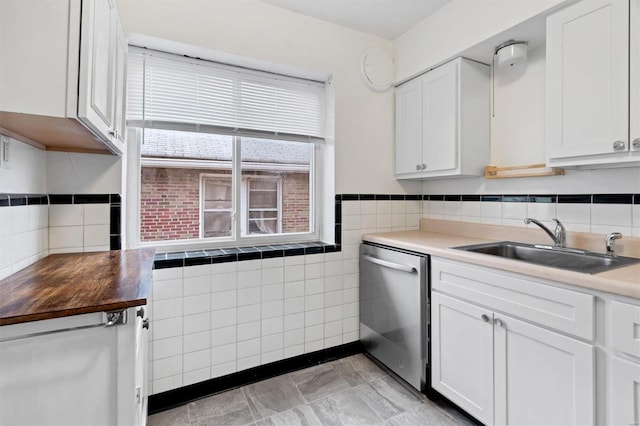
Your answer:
[233,136,242,241]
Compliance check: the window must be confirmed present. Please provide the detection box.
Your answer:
[243,177,281,235]
[128,47,325,248]
[201,175,233,238]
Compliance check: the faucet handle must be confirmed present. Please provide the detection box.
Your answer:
[605,232,623,256]
[552,219,566,247]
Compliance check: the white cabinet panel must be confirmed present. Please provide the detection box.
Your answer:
[612,300,640,359]
[631,0,640,152]
[78,0,116,142]
[395,78,423,175]
[0,308,147,426]
[113,21,128,146]
[431,292,494,425]
[0,0,125,154]
[611,356,640,426]
[431,258,595,340]
[547,0,636,165]
[395,57,489,179]
[494,313,595,426]
[0,314,118,425]
[422,61,458,173]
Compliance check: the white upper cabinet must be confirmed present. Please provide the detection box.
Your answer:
[395,78,424,174]
[546,0,639,166]
[0,0,125,154]
[113,19,128,145]
[78,0,116,141]
[631,0,640,153]
[431,258,596,426]
[395,57,490,179]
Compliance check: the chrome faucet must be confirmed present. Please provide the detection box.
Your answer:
[605,232,622,256]
[524,218,566,248]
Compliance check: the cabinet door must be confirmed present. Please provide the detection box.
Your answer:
[631,0,640,152]
[547,0,629,160]
[611,356,640,426]
[113,19,127,147]
[422,59,458,173]
[134,307,149,426]
[494,313,595,425]
[395,78,423,175]
[78,0,116,141]
[0,315,118,425]
[431,292,494,425]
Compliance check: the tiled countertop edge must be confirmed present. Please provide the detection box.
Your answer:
[153,242,340,269]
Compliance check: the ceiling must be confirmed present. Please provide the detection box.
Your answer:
[258,0,452,40]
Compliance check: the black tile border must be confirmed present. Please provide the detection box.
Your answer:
[558,194,591,204]
[148,341,363,415]
[527,194,557,203]
[593,194,633,204]
[0,192,122,251]
[152,192,640,270]
[154,242,340,269]
[502,195,527,203]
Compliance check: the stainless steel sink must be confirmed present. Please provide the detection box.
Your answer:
[454,241,640,274]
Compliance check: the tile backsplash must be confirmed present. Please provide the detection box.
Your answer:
[0,193,122,281]
[0,195,48,281]
[48,194,121,254]
[146,191,640,396]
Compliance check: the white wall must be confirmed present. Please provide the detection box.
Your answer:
[394,0,567,82]
[46,152,122,194]
[0,138,46,193]
[491,46,546,166]
[117,0,418,195]
[0,138,48,280]
[392,0,639,198]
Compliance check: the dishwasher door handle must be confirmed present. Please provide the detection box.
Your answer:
[361,254,417,273]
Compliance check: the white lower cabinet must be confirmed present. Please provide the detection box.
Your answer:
[431,258,597,425]
[611,356,640,426]
[432,292,594,426]
[431,292,494,424]
[0,307,148,426]
[493,313,594,425]
[610,300,640,426]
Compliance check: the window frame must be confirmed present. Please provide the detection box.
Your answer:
[124,38,336,253]
[130,131,320,251]
[200,173,234,239]
[241,176,283,236]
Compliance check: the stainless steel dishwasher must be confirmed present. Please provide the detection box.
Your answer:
[360,243,428,391]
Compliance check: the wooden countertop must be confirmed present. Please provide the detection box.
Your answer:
[0,249,155,326]
[363,220,640,299]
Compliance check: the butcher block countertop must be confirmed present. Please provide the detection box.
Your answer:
[363,219,640,299]
[0,249,155,326]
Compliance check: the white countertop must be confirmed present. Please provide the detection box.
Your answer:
[362,220,640,299]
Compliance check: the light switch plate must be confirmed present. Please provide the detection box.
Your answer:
[1,136,9,169]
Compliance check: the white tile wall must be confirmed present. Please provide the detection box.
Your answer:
[421,197,640,236]
[145,195,640,395]
[148,249,358,395]
[0,205,49,280]
[48,203,111,254]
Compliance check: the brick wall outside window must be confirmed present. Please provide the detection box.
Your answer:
[141,167,309,241]
[282,172,310,233]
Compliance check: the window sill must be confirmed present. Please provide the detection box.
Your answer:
[153,241,341,269]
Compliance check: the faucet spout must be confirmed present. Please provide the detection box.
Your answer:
[524,218,566,247]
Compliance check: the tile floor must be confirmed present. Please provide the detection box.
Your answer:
[148,354,474,426]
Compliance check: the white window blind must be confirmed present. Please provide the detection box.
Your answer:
[127,48,326,142]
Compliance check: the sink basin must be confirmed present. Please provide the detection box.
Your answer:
[454,241,640,274]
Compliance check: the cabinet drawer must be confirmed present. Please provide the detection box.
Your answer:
[432,258,594,340]
[612,301,640,358]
